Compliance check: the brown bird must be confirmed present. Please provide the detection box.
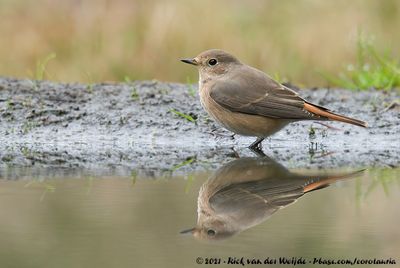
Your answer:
[180,156,364,241]
[181,49,367,151]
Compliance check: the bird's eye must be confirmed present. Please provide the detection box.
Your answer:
[207,229,216,236]
[208,58,218,66]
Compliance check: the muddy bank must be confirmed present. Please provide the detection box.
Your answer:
[0,77,399,179]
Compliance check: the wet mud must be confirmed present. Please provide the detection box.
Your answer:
[0,77,399,178]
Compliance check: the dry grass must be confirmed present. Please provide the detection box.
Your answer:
[0,0,399,87]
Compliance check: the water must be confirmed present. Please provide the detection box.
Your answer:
[0,158,399,268]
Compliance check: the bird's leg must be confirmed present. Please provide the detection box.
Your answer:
[249,137,266,157]
[249,137,264,149]
[230,147,240,158]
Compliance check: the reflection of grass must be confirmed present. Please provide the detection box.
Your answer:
[184,174,195,193]
[320,34,400,91]
[356,169,400,203]
[40,184,56,202]
[24,180,56,202]
[130,170,137,187]
[86,176,94,195]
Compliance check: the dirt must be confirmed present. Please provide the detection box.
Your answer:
[0,77,399,179]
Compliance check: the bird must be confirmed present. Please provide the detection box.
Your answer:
[180,156,364,241]
[181,49,367,152]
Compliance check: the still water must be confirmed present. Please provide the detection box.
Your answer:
[0,157,399,268]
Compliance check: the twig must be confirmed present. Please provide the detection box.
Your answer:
[380,100,399,113]
[315,122,341,131]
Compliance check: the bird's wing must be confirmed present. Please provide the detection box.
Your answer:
[210,168,366,214]
[209,69,325,119]
[209,179,305,215]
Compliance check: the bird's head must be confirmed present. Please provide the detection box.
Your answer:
[180,218,236,241]
[181,49,241,78]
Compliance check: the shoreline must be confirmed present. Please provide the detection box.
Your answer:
[0,77,399,178]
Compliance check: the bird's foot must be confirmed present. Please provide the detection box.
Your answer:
[249,138,266,157]
[250,146,266,157]
[230,147,241,158]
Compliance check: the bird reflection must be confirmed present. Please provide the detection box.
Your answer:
[181,156,364,241]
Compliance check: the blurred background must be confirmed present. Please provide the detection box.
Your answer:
[0,0,399,87]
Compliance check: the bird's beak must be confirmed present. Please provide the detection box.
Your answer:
[180,58,198,66]
[180,227,195,234]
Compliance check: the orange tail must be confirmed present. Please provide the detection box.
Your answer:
[303,169,365,193]
[304,102,367,128]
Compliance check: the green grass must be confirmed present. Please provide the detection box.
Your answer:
[272,72,288,84]
[6,99,14,110]
[85,72,94,93]
[171,157,196,172]
[26,52,57,90]
[31,53,56,81]
[321,34,400,91]
[124,76,140,100]
[2,1,400,88]
[186,77,196,97]
[130,87,139,100]
[308,125,316,139]
[170,109,197,123]
[21,121,37,134]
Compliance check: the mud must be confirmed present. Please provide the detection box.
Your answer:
[0,77,399,179]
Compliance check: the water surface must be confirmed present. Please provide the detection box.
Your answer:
[0,159,399,268]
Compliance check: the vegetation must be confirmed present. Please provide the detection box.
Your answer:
[355,169,400,204]
[186,77,196,97]
[169,109,197,123]
[320,34,400,90]
[30,53,56,81]
[0,1,399,89]
[124,76,140,100]
[171,157,196,172]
